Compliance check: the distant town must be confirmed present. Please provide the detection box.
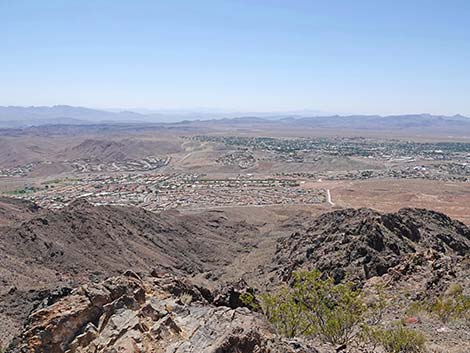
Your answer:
[8,173,326,211]
[2,135,469,212]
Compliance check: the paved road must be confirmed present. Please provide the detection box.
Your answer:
[179,152,193,163]
[326,189,335,206]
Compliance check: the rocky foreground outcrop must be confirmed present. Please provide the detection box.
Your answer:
[275,207,470,283]
[7,271,315,353]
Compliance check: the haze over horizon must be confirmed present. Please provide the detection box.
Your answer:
[1,104,469,120]
[2,0,470,115]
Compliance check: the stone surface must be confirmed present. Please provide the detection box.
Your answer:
[7,273,317,353]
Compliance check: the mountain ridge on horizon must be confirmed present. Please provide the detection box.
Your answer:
[1,105,469,119]
[0,105,469,136]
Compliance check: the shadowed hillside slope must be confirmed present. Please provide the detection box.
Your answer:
[0,199,260,343]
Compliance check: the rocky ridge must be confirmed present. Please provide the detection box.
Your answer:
[0,199,260,345]
[7,271,315,353]
[2,202,470,351]
[274,207,470,284]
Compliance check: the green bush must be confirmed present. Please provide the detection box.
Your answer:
[260,287,309,338]
[367,323,426,353]
[239,291,260,311]
[430,284,470,322]
[260,270,365,345]
[259,270,430,352]
[406,301,428,317]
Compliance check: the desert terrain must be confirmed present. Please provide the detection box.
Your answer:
[0,117,469,352]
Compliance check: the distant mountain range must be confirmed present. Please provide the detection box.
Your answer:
[0,105,334,126]
[0,105,147,127]
[0,105,469,136]
[281,113,470,130]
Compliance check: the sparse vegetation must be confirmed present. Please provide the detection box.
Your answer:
[366,323,426,353]
[407,283,470,323]
[179,292,193,305]
[258,270,430,351]
[430,284,470,323]
[239,291,260,311]
[41,178,63,185]
[260,286,309,338]
[6,186,39,195]
[406,301,428,318]
[260,270,366,345]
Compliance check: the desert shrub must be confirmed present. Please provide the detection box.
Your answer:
[239,291,260,310]
[366,323,426,353]
[259,270,430,351]
[430,283,470,323]
[260,287,310,337]
[406,301,428,317]
[406,283,470,323]
[178,292,193,305]
[260,270,365,345]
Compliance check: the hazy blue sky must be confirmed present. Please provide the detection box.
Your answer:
[1,0,470,115]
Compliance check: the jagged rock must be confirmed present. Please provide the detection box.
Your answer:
[7,273,316,353]
[34,287,73,310]
[212,279,258,309]
[274,208,470,284]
